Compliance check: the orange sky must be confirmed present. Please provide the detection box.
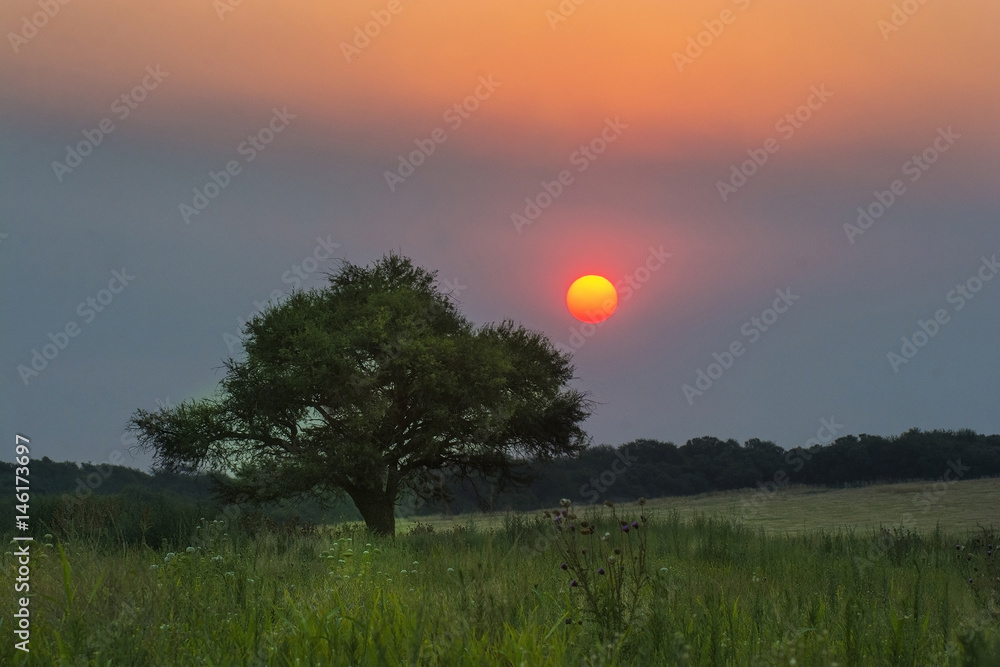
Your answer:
[5,0,997,165]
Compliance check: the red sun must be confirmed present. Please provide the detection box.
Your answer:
[566,275,618,323]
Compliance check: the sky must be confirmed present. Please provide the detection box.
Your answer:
[2,0,998,470]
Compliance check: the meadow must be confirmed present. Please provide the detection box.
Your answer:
[3,479,998,666]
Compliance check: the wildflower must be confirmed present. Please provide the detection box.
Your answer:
[570,579,578,587]
[560,498,572,508]
[565,618,573,625]
[597,567,605,575]
[401,569,408,575]
[447,568,455,573]
[412,560,419,566]
[638,497,646,506]
[607,556,616,564]
[560,562,568,570]
[604,500,614,508]
[631,521,639,529]
[622,525,630,533]
[186,546,197,553]
[44,533,53,540]
[967,578,973,584]
[581,548,587,555]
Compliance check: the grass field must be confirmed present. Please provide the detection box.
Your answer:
[399,477,1000,536]
[4,479,999,665]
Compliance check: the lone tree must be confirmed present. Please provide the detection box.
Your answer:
[128,253,592,535]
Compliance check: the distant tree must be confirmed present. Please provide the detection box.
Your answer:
[128,253,592,536]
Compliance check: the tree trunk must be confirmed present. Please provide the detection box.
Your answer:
[351,488,397,537]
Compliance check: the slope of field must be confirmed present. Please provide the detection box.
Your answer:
[399,477,1000,536]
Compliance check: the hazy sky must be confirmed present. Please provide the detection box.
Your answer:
[3,0,998,470]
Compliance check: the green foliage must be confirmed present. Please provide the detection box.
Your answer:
[3,502,999,665]
[548,499,653,639]
[0,487,212,550]
[411,429,1000,515]
[127,253,592,535]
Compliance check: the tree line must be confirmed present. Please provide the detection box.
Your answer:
[407,428,1000,514]
[6,427,996,521]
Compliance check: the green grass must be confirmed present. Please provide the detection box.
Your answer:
[3,481,999,665]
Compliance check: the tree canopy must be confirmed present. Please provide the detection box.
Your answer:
[128,253,592,535]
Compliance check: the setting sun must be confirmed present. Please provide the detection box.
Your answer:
[567,275,618,323]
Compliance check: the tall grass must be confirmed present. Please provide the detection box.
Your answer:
[2,507,998,665]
